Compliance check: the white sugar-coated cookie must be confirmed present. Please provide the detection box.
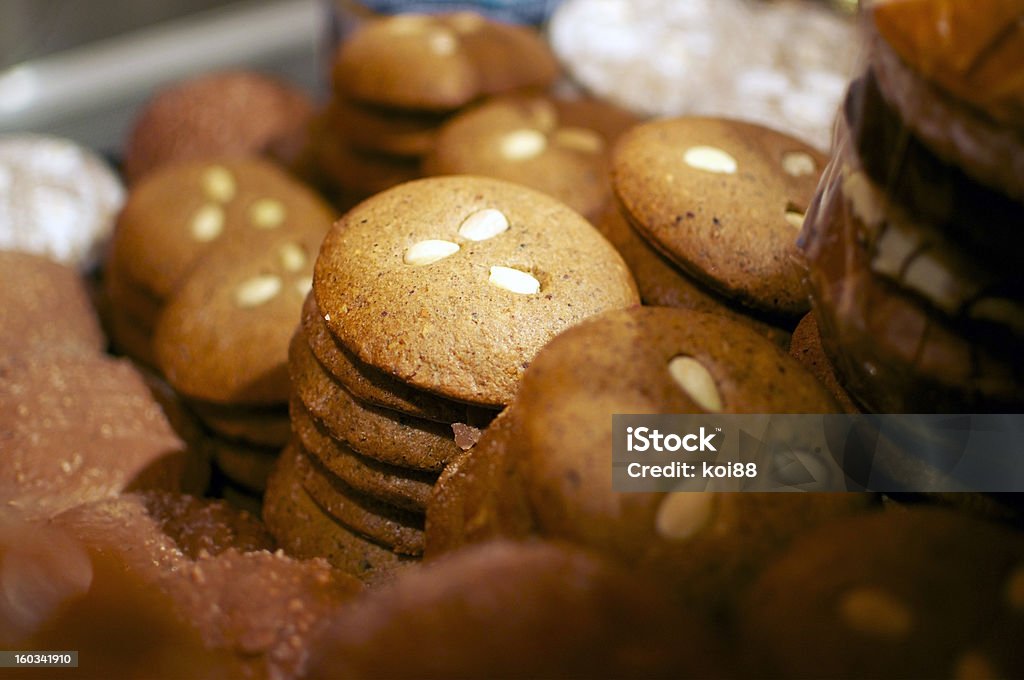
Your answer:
[0,134,124,271]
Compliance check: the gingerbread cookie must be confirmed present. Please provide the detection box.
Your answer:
[154,226,329,405]
[741,508,1024,679]
[306,540,729,679]
[263,442,416,583]
[313,175,639,407]
[505,307,870,608]
[295,446,425,556]
[869,1,1024,201]
[316,124,422,199]
[290,332,463,472]
[301,292,486,424]
[612,117,825,317]
[109,157,335,304]
[425,405,536,558]
[291,396,435,513]
[802,127,1021,412]
[595,203,792,346]
[789,312,860,414]
[331,12,558,112]
[189,401,291,449]
[122,71,314,183]
[327,97,449,158]
[424,94,639,220]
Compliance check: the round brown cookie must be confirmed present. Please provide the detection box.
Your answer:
[122,71,314,183]
[290,331,464,472]
[154,226,328,406]
[291,396,436,513]
[789,312,860,414]
[801,134,1022,412]
[0,352,199,519]
[110,157,335,304]
[0,134,124,272]
[326,97,449,158]
[612,116,825,317]
[330,12,559,112]
[210,438,279,495]
[0,250,105,357]
[189,401,291,449]
[52,494,360,680]
[869,1,1024,201]
[425,406,536,559]
[506,307,871,606]
[301,292,490,424]
[595,203,792,346]
[306,539,730,680]
[263,442,417,582]
[314,175,639,407]
[423,94,639,220]
[316,124,422,198]
[740,508,1024,679]
[295,445,425,556]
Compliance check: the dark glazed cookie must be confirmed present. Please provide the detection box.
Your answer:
[612,117,825,316]
[314,176,639,407]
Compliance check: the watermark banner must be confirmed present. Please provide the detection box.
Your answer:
[612,414,1024,493]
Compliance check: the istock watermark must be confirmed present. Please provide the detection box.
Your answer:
[612,414,1024,493]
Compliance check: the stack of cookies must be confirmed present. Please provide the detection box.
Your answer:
[604,116,828,345]
[104,157,336,505]
[422,92,639,222]
[800,1,1023,413]
[315,11,560,205]
[265,175,639,581]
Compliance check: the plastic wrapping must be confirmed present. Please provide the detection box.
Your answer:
[799,0,1024,413]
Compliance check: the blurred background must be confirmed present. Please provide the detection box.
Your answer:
[0,0,324,152]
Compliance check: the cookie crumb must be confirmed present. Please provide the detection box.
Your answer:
[452,423,482,450]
